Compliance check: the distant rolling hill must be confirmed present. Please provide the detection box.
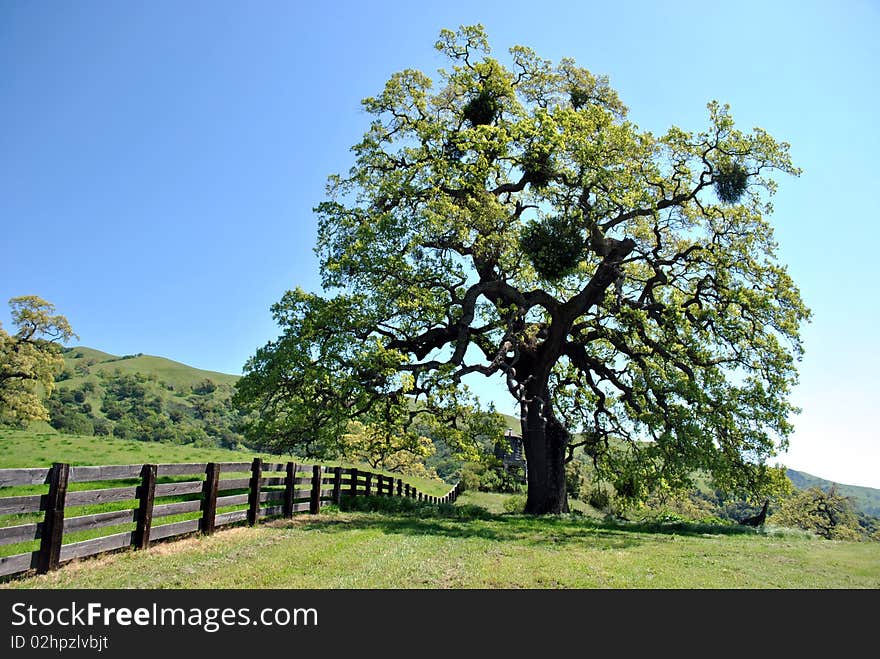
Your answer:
[786,469,880,517]
[47,346,245,447]
[60,346,239,389]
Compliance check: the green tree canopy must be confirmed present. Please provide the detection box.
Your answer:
[0,296,77,424]
[235,25,809,513]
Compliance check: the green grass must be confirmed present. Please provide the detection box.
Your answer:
[3,501,877,589]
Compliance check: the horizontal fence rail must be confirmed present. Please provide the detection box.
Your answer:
[0,459,461,580]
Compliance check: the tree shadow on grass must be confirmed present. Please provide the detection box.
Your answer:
[270,496,758,550]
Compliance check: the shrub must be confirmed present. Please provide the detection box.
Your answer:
[588,487,611,511]
[502,495,526,514]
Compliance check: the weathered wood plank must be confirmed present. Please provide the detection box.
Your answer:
[0,493,46,515]
[215,494,249,508]
[0,551,37,578]
[259,490,285,504]
[59,530,134,563]
[68,464,142,483]
[216,478,251,491]
[0,521,40,546]
[260,476,287,487]
[64,509,135,535]
[214,462,253,472]
[153,481,203,498]
[0,467,51,487]
[66,486,138,507]
[214,510,247,527]
[156,463,209,477]
[259,463,287,472]
[291,502,312,514]
[149,518,200,542]
[152,499,202,518]
[258,505,285,518]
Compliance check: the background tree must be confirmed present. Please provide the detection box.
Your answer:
[0,296,77,424]
[341,420,438,478]
[772,487,862,540]
[236,25,808,513]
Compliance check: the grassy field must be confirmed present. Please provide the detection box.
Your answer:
[2,495,877,589]
[0,427,450,495]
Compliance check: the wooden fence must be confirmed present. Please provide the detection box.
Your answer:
[0,459,461,580]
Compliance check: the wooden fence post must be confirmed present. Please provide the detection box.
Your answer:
[332,466,342,505]
[284,462,296,517]
[200,463,219,536]
[396,479,402,497]
[350,467,358,498]
[247,458,263,526]
[365,472,372,497]
[134,463,157,548]
[309,465,321,514]
[37,462,69,574]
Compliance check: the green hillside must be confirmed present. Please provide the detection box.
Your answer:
[46,346,246,448]
[59,347,239,389]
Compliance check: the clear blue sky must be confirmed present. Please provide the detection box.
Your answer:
[2,1,878,487]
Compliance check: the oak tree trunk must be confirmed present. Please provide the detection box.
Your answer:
[521,384,569,514]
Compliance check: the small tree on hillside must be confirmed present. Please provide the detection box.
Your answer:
[235,25,808,513]
[773,487,862,540]
[0,296,77,425]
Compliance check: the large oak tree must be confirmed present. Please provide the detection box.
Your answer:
[235,26,809,513]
